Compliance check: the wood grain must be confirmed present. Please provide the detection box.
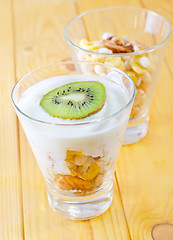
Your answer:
[12,0,131,238]
[12,1,80,239]
[13,0,77,78]
[116,50,173,238]
[115,2,173,240]
[77,0,173,239]
[0,0,173,239]
[0,0,23,239]
[77,0,141,13]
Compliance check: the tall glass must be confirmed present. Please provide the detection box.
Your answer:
[64,7,171,144]
[11,61,135,220]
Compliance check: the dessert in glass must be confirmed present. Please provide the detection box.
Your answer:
[11,61,135,220]
[64,7,171,144]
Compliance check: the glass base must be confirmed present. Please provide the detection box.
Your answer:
[47,183,113,220]
[123,112,149,145]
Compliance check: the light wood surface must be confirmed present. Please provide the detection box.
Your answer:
[1,0,173,239]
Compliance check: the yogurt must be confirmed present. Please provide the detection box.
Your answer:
[16,74,130,182]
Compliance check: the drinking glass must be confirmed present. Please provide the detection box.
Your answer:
[11,61,135,220]
[64,7,171,144]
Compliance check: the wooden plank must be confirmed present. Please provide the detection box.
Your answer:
[77,0,173,239]
[0,0,23,239]
[13,0,77,78]
[12,0,173,239]
[115,2,173,240]
[76,0,141,12]
[13,0,131,239]
[117,62,173,239]
[12,0,79,239]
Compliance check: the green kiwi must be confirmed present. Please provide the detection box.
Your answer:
[40,81,106,119]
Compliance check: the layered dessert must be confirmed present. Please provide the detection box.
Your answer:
[77,33,156,119]
[18,73,130,195]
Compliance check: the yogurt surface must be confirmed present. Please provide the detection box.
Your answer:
[18,74,129,125]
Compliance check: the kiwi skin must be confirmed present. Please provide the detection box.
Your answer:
[40,81,107,120]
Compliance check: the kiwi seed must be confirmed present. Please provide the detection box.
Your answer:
[40,81,106,119]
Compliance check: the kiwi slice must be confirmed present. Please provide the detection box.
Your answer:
[40,81,106,119]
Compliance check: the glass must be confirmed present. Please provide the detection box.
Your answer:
[64,7,172,144]
[11,61,135,220]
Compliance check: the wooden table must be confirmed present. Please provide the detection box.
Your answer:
[1,0,173,239]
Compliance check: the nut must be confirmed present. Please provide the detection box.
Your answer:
[102,39,134,53]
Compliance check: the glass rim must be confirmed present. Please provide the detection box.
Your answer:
[11,61,136,126]
[64,6,172,56]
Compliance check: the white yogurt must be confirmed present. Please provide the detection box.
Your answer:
[17,74,130,178]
